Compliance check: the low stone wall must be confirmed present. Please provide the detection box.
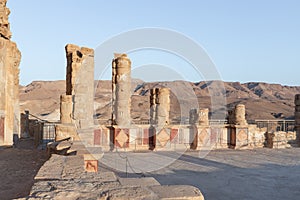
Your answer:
[88,123,298,152]
[272,131,297,149]
[248,125,267,148]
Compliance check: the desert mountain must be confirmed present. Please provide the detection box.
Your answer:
[20,80,300,123]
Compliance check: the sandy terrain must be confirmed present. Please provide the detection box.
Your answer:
[0,139,48,200]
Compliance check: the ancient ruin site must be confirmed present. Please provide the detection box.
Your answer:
[1,1,300,200]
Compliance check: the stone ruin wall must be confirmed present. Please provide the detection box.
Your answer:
[56,44,94,141]
[189,108,209,126]
[55,51,299,151]
[0,0,21,145]
[94,54,299,151]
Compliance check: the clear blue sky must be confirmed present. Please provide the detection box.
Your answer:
[7,0,300,86]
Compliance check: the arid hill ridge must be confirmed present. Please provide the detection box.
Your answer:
[20,80,300,122]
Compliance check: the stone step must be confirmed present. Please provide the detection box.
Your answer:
[118,177,160,187]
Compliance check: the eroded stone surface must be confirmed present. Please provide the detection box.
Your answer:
[228,104,248,126]
[118,177,161,187]
[150,185,204,200]
[65,44,94,129]
[112,53,132,127]
[0,0,21,145]
[25,153,205,200]
[150,88,170,127]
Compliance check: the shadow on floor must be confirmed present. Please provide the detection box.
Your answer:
[0,138,49,200]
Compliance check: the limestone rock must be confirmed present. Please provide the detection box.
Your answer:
[0,0,11,39]
[0,0,21,146]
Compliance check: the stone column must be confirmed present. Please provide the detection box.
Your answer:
[112,54,131,127]
[228,104,249,149]
[198,108,209,126]
[189,109,198,125]
[150,88,157,126]
[156,88,170,127]
[295,94,300,145]
[64,44,94,129]
[235,104,248,126]
[149,87,170,127]
[60,94,73,124]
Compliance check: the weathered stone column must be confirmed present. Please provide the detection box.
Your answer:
[0,0,21,145]
[228,104,249,149]
[60,94,73,124]
[64,44,94,129]
[235,104,248,126]
[228,104,248,126]
[156,88,170,127]
[112,54,131,127]
[150,88,157,126]
[150,88,171,126]
[189,109,198,125]
[198,108,209,126]
[295,94,300,146]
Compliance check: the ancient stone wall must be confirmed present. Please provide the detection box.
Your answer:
[112,54,131,127]
[63,44,94,129]
[0,0,21,145]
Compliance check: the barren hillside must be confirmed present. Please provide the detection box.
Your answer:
[20,80,300,122]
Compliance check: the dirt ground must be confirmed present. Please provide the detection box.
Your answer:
[0,138,48,200]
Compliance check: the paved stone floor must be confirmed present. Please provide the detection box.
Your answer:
[101,148,300,200]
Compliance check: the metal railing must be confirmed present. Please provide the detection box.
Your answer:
[28,113,56,149]
[254,120,295,132]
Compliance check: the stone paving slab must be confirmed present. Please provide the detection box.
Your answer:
[149,148,300,200]
[34,154,65,180]
[119,177,161,187]
[24,152,204,200]
[149,185,204,200]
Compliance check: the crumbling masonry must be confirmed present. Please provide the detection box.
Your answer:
[56,44,94,141]
[150,88,171,127]
[55,51,299,152]
[0,0,21,145]
[112,53,131,127]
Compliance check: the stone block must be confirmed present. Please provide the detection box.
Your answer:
[60,94,73,124]
[118,177,160,187]
[84,154,98,172]
[55,124,79,141]
[149,185,204,200]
